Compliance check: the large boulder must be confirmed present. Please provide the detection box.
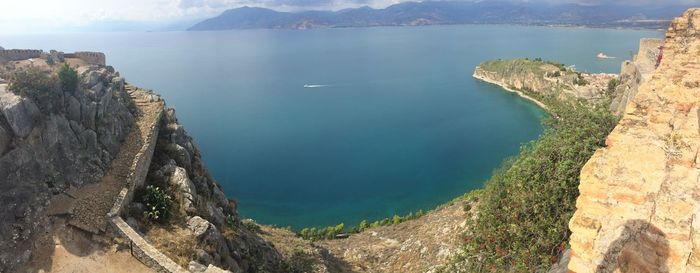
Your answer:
[0,86,40,138]
[188,216,211,238]
[169,167,197,214]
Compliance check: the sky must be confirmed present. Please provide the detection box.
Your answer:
[1,0,699,33]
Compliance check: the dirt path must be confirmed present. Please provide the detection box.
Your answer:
[69,86,163,234]
[22,219,155,273]
[22,86,164,273]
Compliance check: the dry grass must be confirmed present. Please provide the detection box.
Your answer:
[144,224,198,267]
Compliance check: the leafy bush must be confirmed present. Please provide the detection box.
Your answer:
[8,68,62,114]
[142,185,172,222]
[58,63,79,94]
[283,249,316,273]
[243,219,262,233]
[607,78,621,94]
[445,98,617,273]
[299,223,345,240]
[298,208,429,240]
[573,73,589,86]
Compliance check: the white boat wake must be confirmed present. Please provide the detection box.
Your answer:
[303,84,329,88]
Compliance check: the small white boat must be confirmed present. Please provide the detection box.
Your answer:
[597,52,616,59]
[304,84,327,88]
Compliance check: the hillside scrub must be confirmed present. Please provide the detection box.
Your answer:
[443,96,617,272]
[8,68,63,114]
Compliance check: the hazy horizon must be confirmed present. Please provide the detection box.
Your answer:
[2,0,699,34]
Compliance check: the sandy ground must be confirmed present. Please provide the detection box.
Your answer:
[20,218,153,273]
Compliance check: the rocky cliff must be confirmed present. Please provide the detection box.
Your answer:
[609,38,664,115]
[129,105,284,272]
[0,61,136,271]
[473,58,616,104]
[0,53,284,273]
[568,8,700,273]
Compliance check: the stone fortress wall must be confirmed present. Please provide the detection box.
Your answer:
[0,49,42,61]
[0,47,105,65]
[65,51,106,66]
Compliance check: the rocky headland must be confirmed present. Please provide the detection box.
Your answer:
[1,7,699,273]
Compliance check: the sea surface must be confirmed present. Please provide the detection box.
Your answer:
[1,25,662,229]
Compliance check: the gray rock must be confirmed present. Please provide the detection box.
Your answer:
[547,249,571,273]
[188,216,211,238]
[111,77,124,92]
[207,203,227,228]
[166,144,192,170]
[83,70,100,88]
[189,261,208,272]
[195,249,213,265]
[0,124,11,155]
[66,96,81,121]
[169,167,197,214]
[0,65,136,273]
[81,101,97,130]
[80,129,98,150]
[0,87,39,138]
[129,202,145,218]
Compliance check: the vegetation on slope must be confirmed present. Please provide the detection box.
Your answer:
[298,209,429,240]
[442,87,618,271]
[6,64,80,115]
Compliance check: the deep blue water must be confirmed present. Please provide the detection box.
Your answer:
[0,25,662,229]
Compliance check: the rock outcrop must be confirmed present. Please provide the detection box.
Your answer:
[135,106,284,272]
[0,63,136,271]
[473,58,616,104]
[568,8,700,273]
[609,38,664,115]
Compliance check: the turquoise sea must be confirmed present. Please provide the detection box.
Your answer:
[0,25,662,229]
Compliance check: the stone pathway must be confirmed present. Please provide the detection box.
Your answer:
[66,86,164,234]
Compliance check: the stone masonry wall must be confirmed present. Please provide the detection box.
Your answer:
[0,49,42,61]
[103,91,195,273]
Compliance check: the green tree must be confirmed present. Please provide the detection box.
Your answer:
[392,215,401,225]
[58,63,79,94]
[359,220,369,231]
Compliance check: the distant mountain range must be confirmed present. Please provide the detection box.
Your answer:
[188,1,693,31]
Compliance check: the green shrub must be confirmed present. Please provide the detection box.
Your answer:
[142,185,172,222]
[446,99,617,272]
[243,219,262,233]
[283,249,316,273]
[8,68,62,114]
[607,78,621,94]
[298,208,431,240]
[58,63,79,94]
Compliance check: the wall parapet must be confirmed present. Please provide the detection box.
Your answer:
[0,49,42,61]
[104,89,231,273]
[0,48,106,66]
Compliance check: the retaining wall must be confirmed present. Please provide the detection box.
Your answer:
[104,93,231,273]
[104,95,193,273]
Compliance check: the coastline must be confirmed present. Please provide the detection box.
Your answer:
[472,69,549,110]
